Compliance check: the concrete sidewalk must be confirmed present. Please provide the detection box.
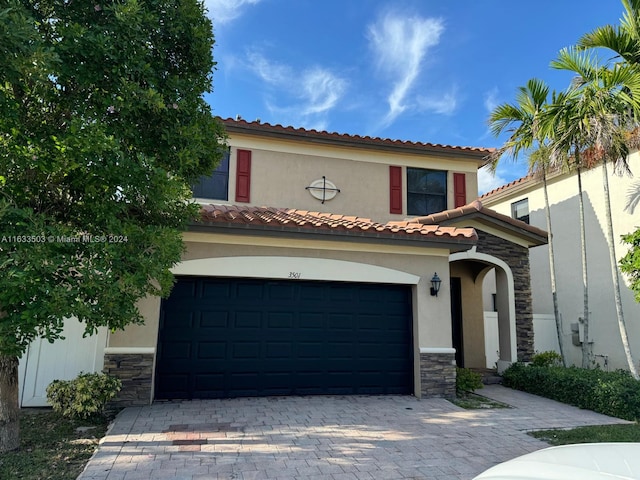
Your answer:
[78,385,631,480]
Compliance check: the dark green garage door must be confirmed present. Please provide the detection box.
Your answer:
[156,277,413,399]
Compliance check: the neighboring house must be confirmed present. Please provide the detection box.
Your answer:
[481,151,640,371]
[20,119,547,406]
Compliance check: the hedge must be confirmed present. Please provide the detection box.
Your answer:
[502,363,640,421]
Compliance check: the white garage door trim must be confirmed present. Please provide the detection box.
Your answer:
[172,256,420,284]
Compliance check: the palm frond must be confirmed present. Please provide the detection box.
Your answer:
[551,47,600,84]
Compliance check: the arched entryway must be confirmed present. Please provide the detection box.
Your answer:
[449,249,517,372]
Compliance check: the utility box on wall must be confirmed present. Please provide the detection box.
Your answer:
[571,319,594,346]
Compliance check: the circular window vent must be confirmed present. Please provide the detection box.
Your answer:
[306,177,340,203]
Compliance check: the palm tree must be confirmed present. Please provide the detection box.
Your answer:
[550,46,640,379]
[545,88,594,368]
[578,0,640,65]
[488,78,566,366]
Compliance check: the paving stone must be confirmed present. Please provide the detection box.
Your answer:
[77,386,630,480]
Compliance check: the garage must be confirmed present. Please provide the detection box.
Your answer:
[155,276,413,399]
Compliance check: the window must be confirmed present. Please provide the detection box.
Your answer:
[406,168,447,216]
[511,198,529,224]
[191,150,230,200]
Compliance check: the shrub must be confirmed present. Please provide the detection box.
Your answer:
[530,350,563,368]
[456,367,483,396]
[46,372,122,419]
[502,363,640,421]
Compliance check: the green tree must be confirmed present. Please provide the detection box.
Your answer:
[0,0,226,452]
[621,228,640,302]
[578,0,640,65]
[544,86,595,369]
[488,78,567,366]
[550,46,640,379]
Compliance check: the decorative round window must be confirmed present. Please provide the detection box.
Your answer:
[306,177,340,203]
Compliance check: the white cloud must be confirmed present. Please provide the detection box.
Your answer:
[484,87,499,113]
[300,68,346,115]
[246,51,347,129]
[477,165,508,196]
[368,12,444,125]
[204,0,261,25]
[416,87,458,115]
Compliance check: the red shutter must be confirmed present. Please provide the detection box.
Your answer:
[389,166,402,214]
[235,149,251,203]
[453,173,466,208]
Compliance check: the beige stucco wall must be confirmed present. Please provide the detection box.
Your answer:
[109,295,160,348]
[450,262,486,369]
[483,152,640,371]
[212,134,480,223]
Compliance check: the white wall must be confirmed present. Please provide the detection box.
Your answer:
[484,152,640,371]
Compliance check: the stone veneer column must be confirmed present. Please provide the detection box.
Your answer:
[477,231,535,362]
[419,348,456,398]
[103,348,155,407]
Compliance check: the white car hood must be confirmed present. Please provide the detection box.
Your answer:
[473,443,640,480]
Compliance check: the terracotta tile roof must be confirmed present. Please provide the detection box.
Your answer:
[479,175,533,200]
[412,200,548,245]
[197,204,478,245]
[220,118,494,159]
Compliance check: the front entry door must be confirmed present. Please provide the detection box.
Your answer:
[450,277,464,367]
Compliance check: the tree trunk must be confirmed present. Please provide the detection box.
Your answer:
[577,167,591,368]
[0,355,20,453]
[602,160,639,379]
[542,171,566,366]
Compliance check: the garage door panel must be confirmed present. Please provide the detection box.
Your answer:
[161,309,195,329]
[157,278,413,399]
[201,281,231,299]
[200,311,229,328]
[170,279,199,299]
[267,312,294,328]
[196,342,226,359]
[266,342,292,358]
[236,282,264,299]
[234,312,262,328]
[232,342,261,359]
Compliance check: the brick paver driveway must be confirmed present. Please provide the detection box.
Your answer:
[78,385,630,480]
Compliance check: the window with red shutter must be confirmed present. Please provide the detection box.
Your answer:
[453,173,466,208]
[235,149,251,203]
[389,166,402,214]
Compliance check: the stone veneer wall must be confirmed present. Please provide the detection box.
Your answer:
[103,353,154,407]
[477,231,535,362]
[420,352,456,398]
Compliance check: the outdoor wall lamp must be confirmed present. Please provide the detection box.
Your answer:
[430,273,442,297]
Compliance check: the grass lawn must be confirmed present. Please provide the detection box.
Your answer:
[0,410,110,480]
[530,423,640,446]
[452,392,510,409]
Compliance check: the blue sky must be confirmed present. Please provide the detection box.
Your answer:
[203,0,625,193]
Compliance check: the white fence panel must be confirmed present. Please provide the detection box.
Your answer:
[18,319,107,407]
[483,312,499,369]
[483,312,560,369]
[533,314,561,354]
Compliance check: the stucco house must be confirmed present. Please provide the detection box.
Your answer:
[481,151,640,372]
[19,119,547,406]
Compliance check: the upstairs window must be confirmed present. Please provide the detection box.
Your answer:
[191,150,230,200]
[511,198,529,224]
[406,168,447,216]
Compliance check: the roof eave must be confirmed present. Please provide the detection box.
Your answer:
[437,212,548,247]
[223,120,492,163]
[188,221,478,252]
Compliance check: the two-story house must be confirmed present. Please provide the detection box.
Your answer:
[19,118,547,406]
[481,152,640,372]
